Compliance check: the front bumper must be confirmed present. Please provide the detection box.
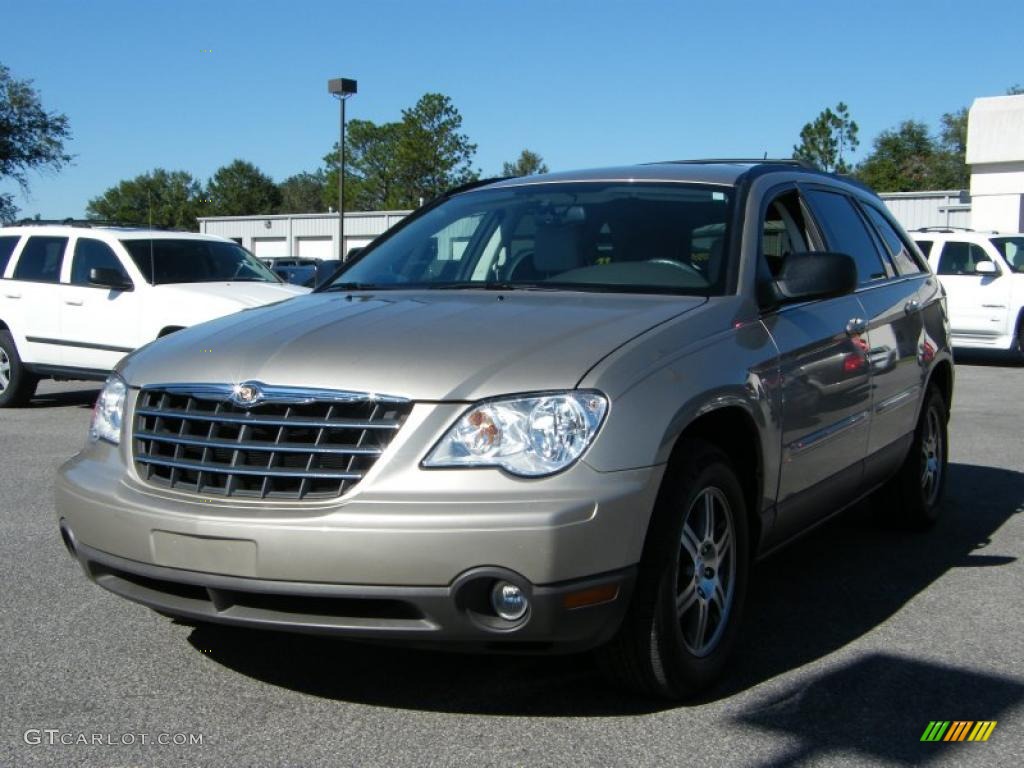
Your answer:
[56,430,663,649]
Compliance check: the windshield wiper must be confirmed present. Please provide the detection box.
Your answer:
[421,281,560,291]
[322,282,382,292]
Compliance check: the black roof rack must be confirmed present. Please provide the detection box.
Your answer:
[12,217,148,228]
[652,158,818,170]
[912,226,980,233]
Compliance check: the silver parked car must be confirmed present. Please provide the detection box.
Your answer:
[56,160,953,698]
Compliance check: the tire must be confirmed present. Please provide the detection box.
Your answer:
[0,331,39,408]
[890,386,948,529]
[1011,312,1024,364]
[597,439,750,699]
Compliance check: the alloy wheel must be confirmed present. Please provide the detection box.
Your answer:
[921,404,944,507]
[676,486,736,657]
[0,347,10,393]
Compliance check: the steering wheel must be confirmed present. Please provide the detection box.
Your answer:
[501,249,535,281]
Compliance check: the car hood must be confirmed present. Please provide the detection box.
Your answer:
[118,290,705,401]
[157,281,310,307]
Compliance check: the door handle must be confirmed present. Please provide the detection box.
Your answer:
[846,317,868,336]
[3,292,21,299]
[904,300,920,315]
[64,298,83,306]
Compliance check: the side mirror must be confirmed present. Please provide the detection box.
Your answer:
[974,261,998,276]
[759,252,857,308]
[89,267,133,291]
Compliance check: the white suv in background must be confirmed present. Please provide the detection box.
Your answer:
[912,228,1024,360]
[0,223,309,406]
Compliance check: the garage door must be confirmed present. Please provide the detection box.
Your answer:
[296,237,333,260]
[252,238,287,258]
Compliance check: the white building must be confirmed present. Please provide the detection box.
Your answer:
[198,210,410,260]
[966,93,1024,232]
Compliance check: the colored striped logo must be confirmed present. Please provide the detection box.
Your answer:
[920,721,997,742]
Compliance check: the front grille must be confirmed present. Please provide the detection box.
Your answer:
[133,385,413,500]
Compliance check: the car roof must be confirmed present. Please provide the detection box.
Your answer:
[477,159,874,198]
[0,224,230,242]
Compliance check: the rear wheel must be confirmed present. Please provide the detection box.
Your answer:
[889,386,948,528]
[597,440,749,699]
[1011,312,1024,364]
[0,331,39,408]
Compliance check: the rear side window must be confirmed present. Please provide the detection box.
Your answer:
[914,240,934,257]
[71,239,130,287]
[861,205,924,275]
[803,189,889,284]
[936,242,993,275]
[12,236,67,283]
[0,235,20,276]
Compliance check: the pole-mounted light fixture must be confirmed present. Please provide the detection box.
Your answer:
[327,77,358,260]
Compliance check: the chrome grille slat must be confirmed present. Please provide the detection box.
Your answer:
[135,408,402,430]
[133,386,412,501]
[136,455,363,480]
[134,431,384,455]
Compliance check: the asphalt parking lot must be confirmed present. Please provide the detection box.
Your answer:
[1,361,1021,768]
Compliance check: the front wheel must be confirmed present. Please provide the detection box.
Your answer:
[0,331,39,408]
[597,440,749,699]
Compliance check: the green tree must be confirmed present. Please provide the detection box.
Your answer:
[931,107,969,188]
[502,149,549,177]
[86,169,203,230]
[205,159,280,216]
[323,93,478,210]
[793,102,859,173]
[0,63,72,223]
[394,93,478,205]
[278,170,327,213]
[854,120,940,192]
[323,119,403,210]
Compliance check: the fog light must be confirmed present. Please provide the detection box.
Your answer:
[490,581,528,621]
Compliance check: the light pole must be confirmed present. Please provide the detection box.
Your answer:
[327,77,357,259]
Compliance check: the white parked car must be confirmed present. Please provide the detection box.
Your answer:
[0,223,309,406]
[912,228,1024,359]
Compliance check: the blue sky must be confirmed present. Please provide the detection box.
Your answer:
[2,0,1020,218]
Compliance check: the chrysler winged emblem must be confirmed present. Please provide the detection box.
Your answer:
[230,382,263,408]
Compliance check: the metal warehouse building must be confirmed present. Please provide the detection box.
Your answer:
[198,210,410,260]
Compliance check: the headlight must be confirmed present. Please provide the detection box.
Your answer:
[89,374,127,444]
[423,391,608,477]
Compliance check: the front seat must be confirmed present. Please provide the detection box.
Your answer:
[511,224,583,281]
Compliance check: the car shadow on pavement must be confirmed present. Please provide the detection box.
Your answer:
[734,652,1023,766]
[187,462,1022,715]
[28,388,100,409]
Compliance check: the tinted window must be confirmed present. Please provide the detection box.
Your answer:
[914,240,933,257]
[121,239,280,285]
[991,236,1024,273]
[330,183,735,295]
[760,191,812,278]
[72,239,131,287]
[804,190,889,284]
[12,236,67,283]
[936,242,993,275]
[0,235,20,277]
[862,205,923,275]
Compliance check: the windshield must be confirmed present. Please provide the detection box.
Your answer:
[990,237,1024,272]
[121,239,282,285]
[324,182,735,295]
